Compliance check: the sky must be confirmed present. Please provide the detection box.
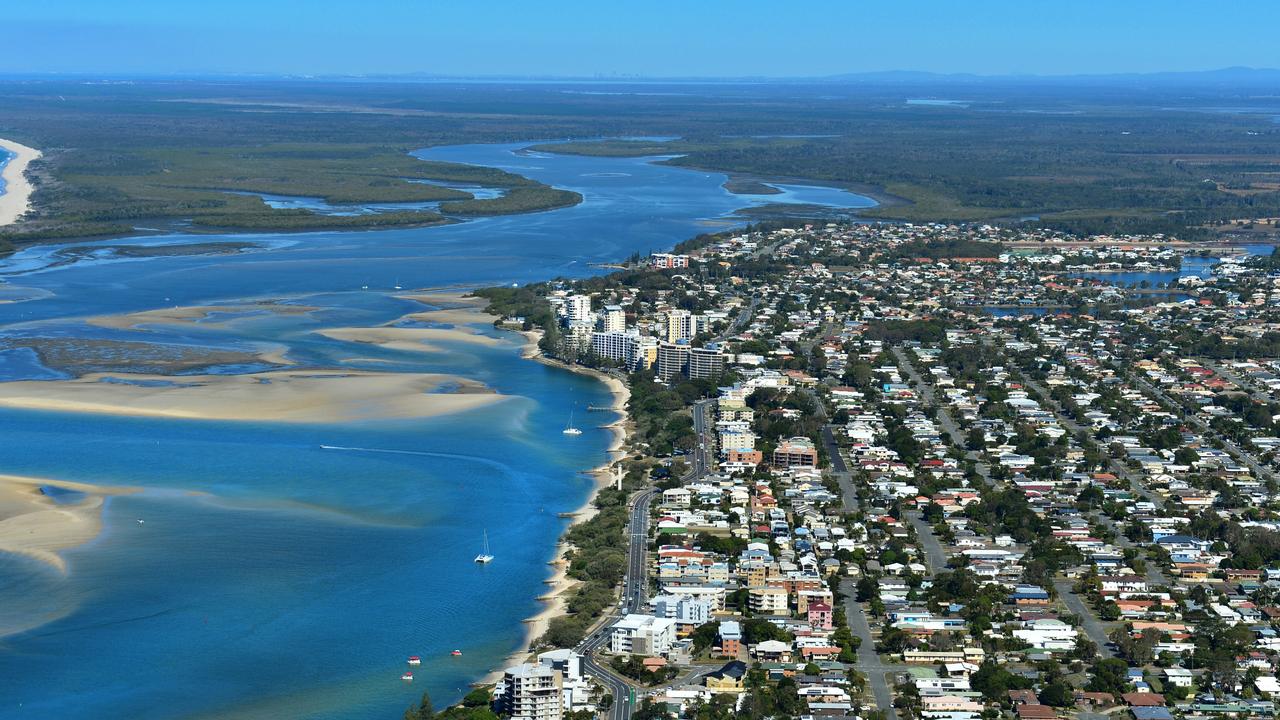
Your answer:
[1,1,1277,78]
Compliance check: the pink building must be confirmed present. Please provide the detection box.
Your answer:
[808,601,834,630]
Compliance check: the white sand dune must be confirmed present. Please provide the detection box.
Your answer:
[0,138,42,226]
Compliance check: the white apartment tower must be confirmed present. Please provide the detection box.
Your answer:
[498,663,564,720]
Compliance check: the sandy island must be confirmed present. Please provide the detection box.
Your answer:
[0,138,41,226]
[0,369,506,423]
[0,474,137,574]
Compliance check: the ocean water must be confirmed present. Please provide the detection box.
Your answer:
[0,143,875,720]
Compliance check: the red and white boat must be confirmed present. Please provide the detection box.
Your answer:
[450,650,463,656]
[401,672,414,681]
[407,656,421,666]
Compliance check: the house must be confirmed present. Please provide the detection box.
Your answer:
[704,661,748,694]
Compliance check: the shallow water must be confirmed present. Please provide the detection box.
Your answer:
[0,143,874,719]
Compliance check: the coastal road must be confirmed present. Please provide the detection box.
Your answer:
[578,484,654,720]
[578,400,715,719]
[624,487,656,614]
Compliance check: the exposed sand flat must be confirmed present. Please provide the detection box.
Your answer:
[87,302,318,331]
[0,474,136,574]
[317,325,504,353]
[396,290,487,307]
[0,370,506,423]
[0,138,41,226]
[400,308,496,326]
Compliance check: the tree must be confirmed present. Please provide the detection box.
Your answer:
[405,691,435,720]
[632,699,673,720]
[1039,680,1075,707]
[970,660,1033,701]
[1085,658,1130,695]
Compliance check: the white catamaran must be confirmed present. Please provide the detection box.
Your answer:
[562,408,582,436]
[474,530,494,564]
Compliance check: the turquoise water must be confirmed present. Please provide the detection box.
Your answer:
[0,147,12,194]
[0,143,875,720]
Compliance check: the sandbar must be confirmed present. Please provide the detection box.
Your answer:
[0,370,506,423]
[87,302,318,331]
[317,325,504,353]
[0,138,41,226]
[0,474,136,574]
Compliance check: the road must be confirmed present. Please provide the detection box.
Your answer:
[578,400,716,719]
[904,511,948,575]
[1201,359,1276,407]
[822,412,899,717]
[1054,579,1117,658]
[840,579,901,720]
[820,425,860,511]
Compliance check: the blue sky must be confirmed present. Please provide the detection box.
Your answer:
[2,1,1276,77]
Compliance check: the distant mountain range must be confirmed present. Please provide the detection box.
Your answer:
[815,66,1280,87]
[4,67,1278,88]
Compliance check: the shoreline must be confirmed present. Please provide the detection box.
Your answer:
[0,138,42,226]
[474,320,634,685]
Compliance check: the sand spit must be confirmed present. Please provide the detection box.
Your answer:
[0,474,137,574]
[0,138,42,226]
[0,370,506,423]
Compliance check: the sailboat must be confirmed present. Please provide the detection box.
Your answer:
[562,408,583,436]
[474,530,494,564]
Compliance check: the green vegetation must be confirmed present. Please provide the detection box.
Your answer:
[0,143,580,241]
[723,179,783,195]
[438,186,581,216]
[609,655,678,685]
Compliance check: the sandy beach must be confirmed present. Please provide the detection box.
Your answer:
[0,138,42,226]
[0,474,136,574]
[0,370,506,423]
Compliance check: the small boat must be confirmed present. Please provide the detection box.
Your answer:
[401,672,414,681]
[407,656,421,666]
[474,530,494,564]
[562,408,582,436]
[137,519,145,524]
[451,650,463,657]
